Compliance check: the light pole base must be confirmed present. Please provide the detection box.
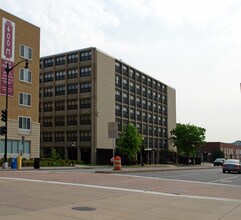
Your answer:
[2,162,8,169]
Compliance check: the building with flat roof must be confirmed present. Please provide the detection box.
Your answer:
[39,48,176,164]
[201,142,241,162]
[0,9,40,159]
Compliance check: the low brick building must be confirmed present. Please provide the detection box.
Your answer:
[201,142,241,162]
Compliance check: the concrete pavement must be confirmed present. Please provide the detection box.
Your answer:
[0,174,241,220]
[0,163,241,219]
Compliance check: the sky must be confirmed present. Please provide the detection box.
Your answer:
[1,0,241,143]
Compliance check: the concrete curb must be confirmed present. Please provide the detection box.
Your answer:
[95,165,216,174]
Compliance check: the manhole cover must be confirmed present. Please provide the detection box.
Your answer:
[72,207,96,212]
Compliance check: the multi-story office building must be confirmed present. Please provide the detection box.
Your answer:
[39,47,176,164]
[0,10,40,159]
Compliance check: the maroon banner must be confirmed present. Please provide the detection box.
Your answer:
[0,59,14,96]
[1,18,15,62]
[4,20,13,60]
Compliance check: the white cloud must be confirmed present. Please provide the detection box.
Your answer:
[1,0,241,142]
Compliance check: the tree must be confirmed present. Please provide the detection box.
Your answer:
[116,123,142,162]
[212,149,225,160]
[170,123,206,158]
[49,148,60,160]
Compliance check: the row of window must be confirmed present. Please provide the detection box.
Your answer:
[41,99,91,112]
[116,90,167,107]
[41,50,91,68]
[42,115,91,126]
[115,107,167,124]
[41,82,91,96]
[0,140,30,154]
[115,119,168,137]
[43,131,91,142]
[116,75,167,97]
[115,62,166,91]
[41,67,91,82]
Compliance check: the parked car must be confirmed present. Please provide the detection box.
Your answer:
[213,158,225,167]
[222,159,241,173]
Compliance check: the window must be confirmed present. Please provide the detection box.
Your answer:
[115,75,121,87]
[39,74,42,83]
[67,100,77,110]
[43,132,52,142]
[115,89,121,102]
[80,115,91,125]
[67,83,78,94]
[67,115,77,125]
[55,117,65,126]
[44,58,53,67]
[68,53,78,63]
[123,106,128,118]
[43,117,53,127]
[115,61,121,73]
[67,132,77,141]
[44,72,53,82]
[43,103,53,112]
[55,70,65,80]
[19,68,32,83]
[130,69,135,79]
[44,88,53,97]
[67,69,78,79]
[19,93,31,106]
[123,78,128,90]
[20,44,32,60]
[80,51,91,61]
[55,56,65,65]
[115,104,121,116]
[55,101,65,111]
[55,85,65,96]
[136,72,141,82]
[148,77,152,87]
[123,92,128,104]
[40,60,43,69]
[80,131,91,141]
[55,132,65,142]
[80,99,91,108]
[80,82,91,92]
[19,116,31,130]
[80,67,91,77]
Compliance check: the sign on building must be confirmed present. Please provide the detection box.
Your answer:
[0,18,15,96]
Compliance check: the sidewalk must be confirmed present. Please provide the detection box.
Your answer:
[0,162,239,220]
[95,162,214,173]
[0,162,214,173]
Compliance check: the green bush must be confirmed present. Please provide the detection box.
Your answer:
[0,156,83,167]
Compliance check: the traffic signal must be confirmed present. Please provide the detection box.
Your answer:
[1,109,7,122]
[0,126,6,135]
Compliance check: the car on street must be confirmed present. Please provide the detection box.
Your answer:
[222,159,241,173]
[213,158,225,167]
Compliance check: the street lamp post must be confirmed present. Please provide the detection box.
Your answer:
[2,59,29,169]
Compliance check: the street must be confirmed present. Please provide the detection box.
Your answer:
[120,167,241,186]
[0,167,241,219]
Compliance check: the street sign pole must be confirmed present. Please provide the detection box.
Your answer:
[108,122,118,160]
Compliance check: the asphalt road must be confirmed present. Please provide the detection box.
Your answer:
[120,167,241,186]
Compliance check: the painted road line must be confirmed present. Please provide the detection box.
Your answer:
[209,176,238,183]
[114,174,241,188]
[0,176,241,203]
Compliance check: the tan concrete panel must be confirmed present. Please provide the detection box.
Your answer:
[167,86,177,152]
[95,50,115,149]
